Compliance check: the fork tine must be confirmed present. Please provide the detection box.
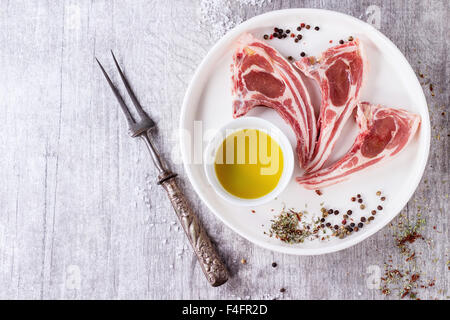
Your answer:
[96,58,135,125]
[110,50,149,120]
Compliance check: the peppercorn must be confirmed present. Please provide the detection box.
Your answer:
[274,27,279,32]
[328,209,333,214]
[350,223,355,227]
[354,227,359,232]
[342,219,347,225]
[320,224,325,228]
[361,217,366,222]
[377,205,383,210]
[368,216,375,221]
[343,214,349,219]
[371,210,377,215]
[297,34,303,40]
[295,38,299,43]
[357,194,361,198]
[300,23,305,27]
[320,218,325,222]
[326,222,331,227]
[334,210,339,215]
[278,28,283,34]
[347,210,352,215]
[297,26,301,31]
[306,25,310,29]
[376,191,381,196]
[351,197,356,202]
[381,196,386,201]
[360,204,366,209]
[272,262,277,268]
[339,39,344,44]
[280,288,286,293]
[348,36,354,41]
[315,26,320,31]
[334,225,339,230]
[358,198,363,203]
[288,56,293,61]
[286,29,290,34]
[263,34,269,40]
[282,34,287,38]
[358,222,364,228]
[300,52,306,57]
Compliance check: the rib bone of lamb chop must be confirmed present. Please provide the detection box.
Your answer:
[231,33,317,168]
[296,102,421,190]
[294,39,366,172]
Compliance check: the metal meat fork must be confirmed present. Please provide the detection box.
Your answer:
[96,51,229,287]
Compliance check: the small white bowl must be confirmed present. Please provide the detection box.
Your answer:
[204,117,294,207]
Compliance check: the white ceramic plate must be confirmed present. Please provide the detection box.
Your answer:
[179,9,430,255]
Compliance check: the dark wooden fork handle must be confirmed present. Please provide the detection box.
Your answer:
[159,174,229,287]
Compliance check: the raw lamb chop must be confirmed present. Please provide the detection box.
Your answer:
[296,102,421,190]
[294,39,365,172]
[231,33,317,168]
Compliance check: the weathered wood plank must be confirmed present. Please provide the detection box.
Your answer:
[0,0,447,300]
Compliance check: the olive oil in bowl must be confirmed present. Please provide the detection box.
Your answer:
[214,129,284,199]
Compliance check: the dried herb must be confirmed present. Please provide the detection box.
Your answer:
[267,209,315,244]
[380,214,440,299]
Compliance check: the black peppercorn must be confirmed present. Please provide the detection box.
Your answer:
[358,222,364,228]
[263,34,269,40]
[272,262,277,268]
[300,52,306,57]
[361,217,366,222]
[315,26,320,31]
[347,210,352,215]
[377,205,383,210]
[339,39,344,44]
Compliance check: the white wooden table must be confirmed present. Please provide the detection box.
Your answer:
[0,0,447,300]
